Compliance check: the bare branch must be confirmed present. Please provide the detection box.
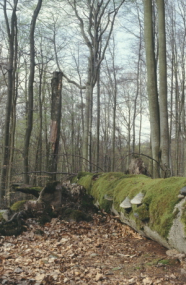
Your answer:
[69,0,92,49]
[63,73,86,89]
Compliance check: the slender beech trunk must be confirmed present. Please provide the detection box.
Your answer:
[96,67,100,171]
[33,63,45,186]
[7,24,18,205]
[126,109,131,171]
[0,0,18,202]
[132,47,141,154]
[112,67,117,172]
[157,0,170,175]
[71,92,75,173]
[82,81,93,171]
[144,0,160,178]
[174,57,179,176]
[23,0,42,184]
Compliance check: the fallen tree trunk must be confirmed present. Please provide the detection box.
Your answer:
[73,172,186,254]
[12,183,41,198]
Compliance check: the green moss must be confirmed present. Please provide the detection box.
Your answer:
[134,204,149,221]
[143,177,184,238]
[89,172,125,211]
[113,175,150,212]
[30,187,42,192]
[158,259,179,265]
[77,172,95,193]
[10,200,26,211]
[76,172,186,239]
[116,176,186,238]
[145,258,177,266]
[77,172,92,179]
[145,259,161,266]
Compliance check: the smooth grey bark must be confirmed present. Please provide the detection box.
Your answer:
[111,50,117,172]
[104,49,117,172]
[133,2,143,155]
[143,0,160,178]
[157,0,170,174]
[96,65,101,171]
[106,46,118,171]
[132,45,141,155]
[23,0,42,184]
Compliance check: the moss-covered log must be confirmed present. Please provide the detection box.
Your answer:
[12,184,42,198]
[73,172,186,254]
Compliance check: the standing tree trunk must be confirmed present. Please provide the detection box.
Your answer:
[48,72,63,181]
[23,0,42,184]
[33,60,45,186]
[157,0,170,175]
[7,27,19,205]
[96,64,101,171]
[0,0,18,202]
[111,44,117,172]
[143,0,160,178]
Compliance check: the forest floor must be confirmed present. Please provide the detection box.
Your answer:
[1,213,186,285]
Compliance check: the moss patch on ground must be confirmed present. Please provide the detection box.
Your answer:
[76,172,186,239]
[10,200,27,211]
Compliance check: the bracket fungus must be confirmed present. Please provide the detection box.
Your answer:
[120,197,132,209]
[131,192,144,205]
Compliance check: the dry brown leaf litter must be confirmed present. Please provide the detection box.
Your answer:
[0,213,186,285]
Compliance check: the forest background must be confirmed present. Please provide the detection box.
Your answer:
[0,0,185,203]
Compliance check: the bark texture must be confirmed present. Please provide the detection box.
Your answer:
[157,0,170,172]
[143,0,160,178]
[48,72,63,181]
[0,0,18,201]
[23,0,42,184]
